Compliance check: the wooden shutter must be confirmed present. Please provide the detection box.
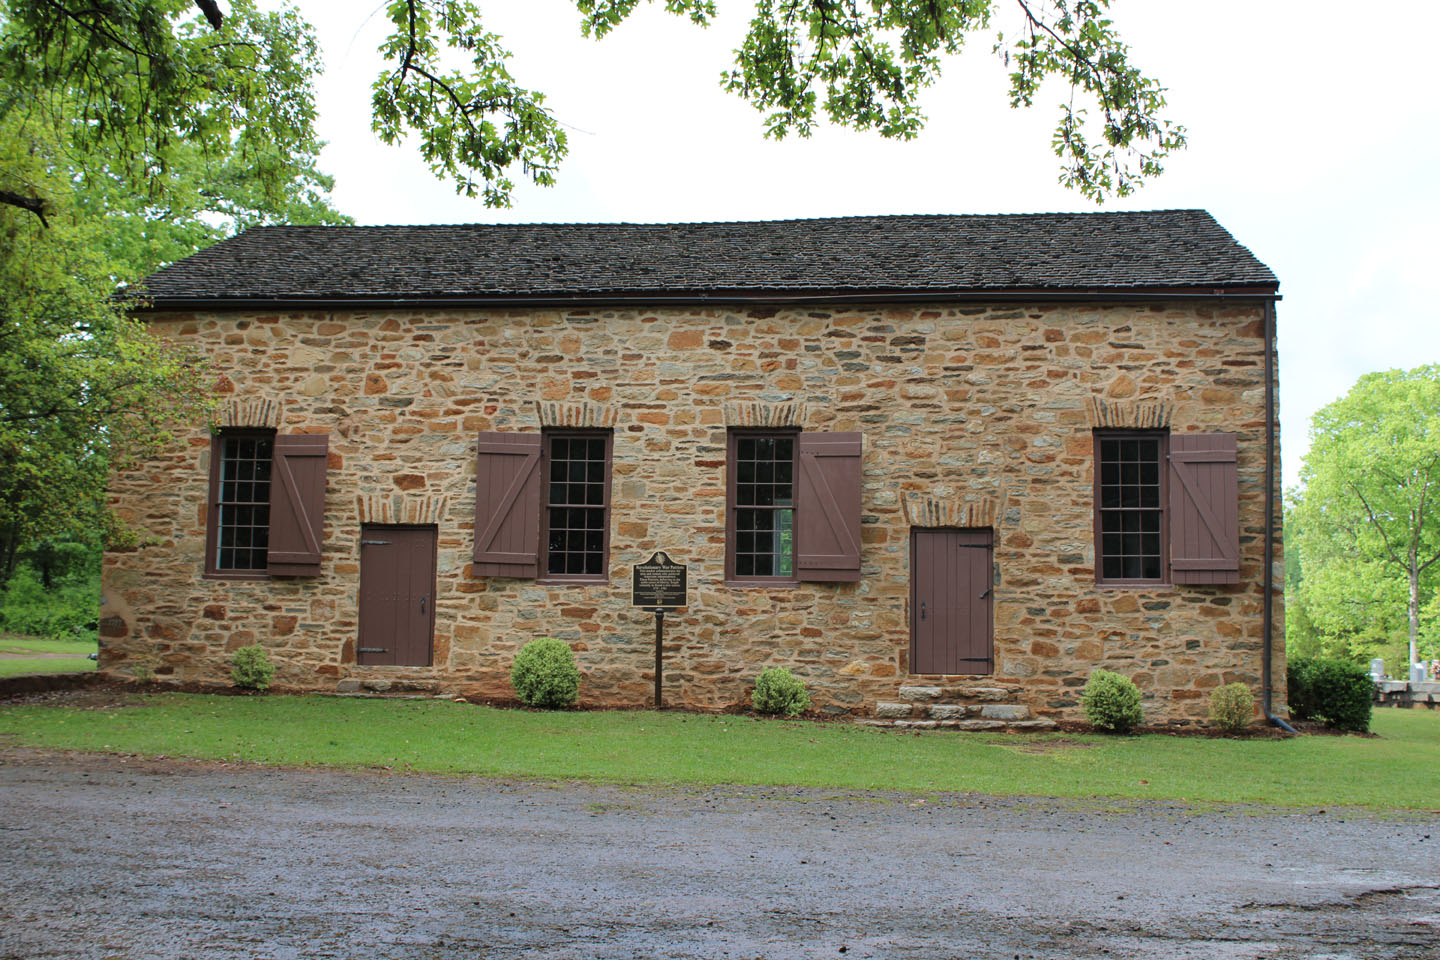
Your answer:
[795,432,863,582]
[473,432,542,577]
[267,433,329,576]
[1168,433,1240,584]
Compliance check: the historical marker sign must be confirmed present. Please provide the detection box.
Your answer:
[632,551,687,609]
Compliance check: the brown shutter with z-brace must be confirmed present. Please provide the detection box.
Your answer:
[473,433,542,578]
[795,432,863,582]
[267,433,329,576]
[1168,433,1240,585]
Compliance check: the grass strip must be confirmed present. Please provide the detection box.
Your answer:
[1,694,1436,811]
[0,635,98,657]
[0,658,95,678]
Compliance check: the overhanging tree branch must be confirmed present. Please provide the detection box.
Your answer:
[194,0,223,31]
[0,190,50,227]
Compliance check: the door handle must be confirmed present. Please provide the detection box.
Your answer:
[979,588,990,600]
[420,595,427,615]
[920,601,926,621]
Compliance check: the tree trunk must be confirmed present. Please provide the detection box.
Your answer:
[1409,553,1421,670]
[0,527,17,588]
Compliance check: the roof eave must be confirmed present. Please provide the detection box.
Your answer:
[130,283,1281,313]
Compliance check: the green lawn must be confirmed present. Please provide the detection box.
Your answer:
[0,634,96,678]
[1,692,1436,810]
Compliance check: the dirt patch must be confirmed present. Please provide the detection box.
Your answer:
[1006,736,1096,755]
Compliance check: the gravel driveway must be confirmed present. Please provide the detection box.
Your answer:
[1,750,1436,959]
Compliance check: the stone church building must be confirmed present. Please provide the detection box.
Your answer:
[101,211,1285,726]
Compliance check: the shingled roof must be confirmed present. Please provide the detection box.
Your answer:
[135,210,1277,308]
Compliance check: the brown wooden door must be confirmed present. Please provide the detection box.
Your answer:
[358,525,436,667]
[910,528,993,675]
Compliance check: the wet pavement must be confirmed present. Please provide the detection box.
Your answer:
[1,750,1437,959]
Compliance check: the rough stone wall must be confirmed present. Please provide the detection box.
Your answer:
[101,301,1285,724]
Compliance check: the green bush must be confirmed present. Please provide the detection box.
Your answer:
[1287,657,1373,732]
[751,667,811,717]
[510,637,580,709]
[0,563,99,640]
[230,643,276,692]
[1081,669,1144,733]
[1208,682,1255,732]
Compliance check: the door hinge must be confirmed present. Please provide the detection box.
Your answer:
[361,539,392,546]
[358,647,388,653]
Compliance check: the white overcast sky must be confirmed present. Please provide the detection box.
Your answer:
[279,0,1440,493]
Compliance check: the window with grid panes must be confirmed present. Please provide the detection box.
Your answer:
[208,430,274,574]
[541,431,611,580]
[1095,431,1167,584]
[729,432,796,580]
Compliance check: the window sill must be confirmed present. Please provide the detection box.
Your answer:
[724,578,799,589]
[1094,581,1174,591]
[203,571,271,582]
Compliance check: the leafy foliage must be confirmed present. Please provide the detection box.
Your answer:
[711,0,1184,200]
[1207,682,1254,733]
[0,561,98,639]
[0,4,347,585]
[0,0,329,222]
[372,0,568,208]
[751,666,811,717]
[230,643,276,692]
[1080,668,1142,733]
[0,124,214,581]
[1286,367,1440,670]
[510,637,581,709]
[6,1,1180,214]
[1287,657,1373,733]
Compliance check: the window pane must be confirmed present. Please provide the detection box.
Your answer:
[213,432,274,572]
[541,433,610,577]
[730,432,796,579]
[1096,432,1164,581]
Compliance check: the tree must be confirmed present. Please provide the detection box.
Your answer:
[4,1,1183,218]
[1287,367,1440,671]
[0,124,212,582]
[0,3,348,584]
[378,0,1184,204]
[0,1,340,230]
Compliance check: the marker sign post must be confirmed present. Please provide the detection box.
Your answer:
[632,552,687,709]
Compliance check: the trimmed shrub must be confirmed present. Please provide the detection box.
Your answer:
[510,637,580,709]
[1209,682,1255,732]
[1287,657,1373,732]
[752,667,811,717]
[230,643,275,691]
[1081,669,1144,733]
